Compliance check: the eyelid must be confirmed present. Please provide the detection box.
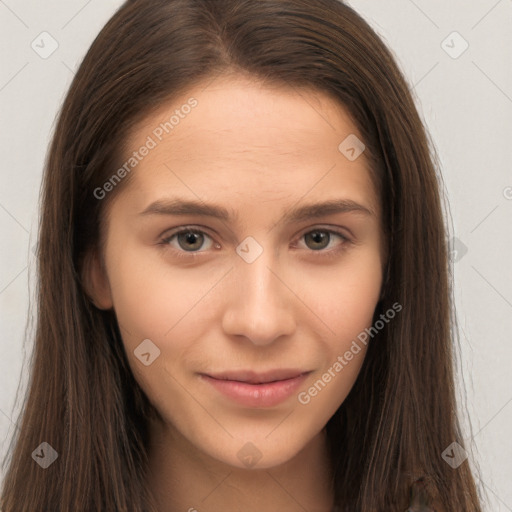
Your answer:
[160,225,215,239]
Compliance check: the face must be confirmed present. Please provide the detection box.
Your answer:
[87,74,385,470]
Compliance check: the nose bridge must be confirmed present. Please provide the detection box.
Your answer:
[222,238,296,344]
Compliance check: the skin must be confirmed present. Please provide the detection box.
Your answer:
[85,74,386,512]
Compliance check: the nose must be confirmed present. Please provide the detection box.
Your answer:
[221,243,297,346]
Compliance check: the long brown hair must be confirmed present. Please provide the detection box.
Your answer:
[1,0,484,510]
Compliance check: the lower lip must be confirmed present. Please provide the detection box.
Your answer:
[200,373,310,408]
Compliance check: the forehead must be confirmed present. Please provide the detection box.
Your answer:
[117,75,379,219]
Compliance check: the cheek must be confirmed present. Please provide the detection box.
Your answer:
[109,266,167,340]
[310,249,383,342]
[106,241,210,341]
[105,243,223,403]
[296,253,381,415]
[105,248,201,413]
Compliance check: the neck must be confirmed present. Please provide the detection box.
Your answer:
[147,420,335,512]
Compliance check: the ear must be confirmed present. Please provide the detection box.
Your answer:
[80,250,113,310]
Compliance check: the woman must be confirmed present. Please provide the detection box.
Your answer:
[0,0,483,510]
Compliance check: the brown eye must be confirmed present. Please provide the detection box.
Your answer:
[161,228,215,254]
[176,231,206,251]
[299,229,350,253]
[304,230,331,250]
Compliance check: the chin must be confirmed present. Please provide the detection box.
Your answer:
[201,429,317,471]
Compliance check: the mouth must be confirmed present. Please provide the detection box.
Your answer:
[203,369,310,384]
[199,369,311,408]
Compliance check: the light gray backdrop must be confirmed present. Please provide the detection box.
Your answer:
[0,1,511,510]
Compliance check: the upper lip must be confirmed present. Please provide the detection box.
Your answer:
[203,369,310,384]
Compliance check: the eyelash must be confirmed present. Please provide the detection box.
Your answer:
[159,225,353,262]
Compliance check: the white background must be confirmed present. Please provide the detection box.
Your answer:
[0,1,511,509]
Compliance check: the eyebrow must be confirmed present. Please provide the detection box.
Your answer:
[139,197,375,225]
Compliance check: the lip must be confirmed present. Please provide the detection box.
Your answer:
[200,369,311,408]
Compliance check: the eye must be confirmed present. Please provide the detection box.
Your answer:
[160,227,216,255]
[293,228,352,257]
[159,225,352,260]
[301,230,344,250]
